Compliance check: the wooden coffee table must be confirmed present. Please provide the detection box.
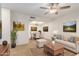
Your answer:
[44,42,64,56]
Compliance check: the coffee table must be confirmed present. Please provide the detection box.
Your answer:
[44,42,64,56]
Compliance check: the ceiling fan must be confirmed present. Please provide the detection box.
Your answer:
[40,3,71,15]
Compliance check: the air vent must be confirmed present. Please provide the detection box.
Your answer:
[30,16,36,19]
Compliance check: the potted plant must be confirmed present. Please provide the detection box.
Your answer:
[11,30,17,48]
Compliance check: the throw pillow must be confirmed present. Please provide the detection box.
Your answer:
[68,37,76,43]
[56,35,63,40]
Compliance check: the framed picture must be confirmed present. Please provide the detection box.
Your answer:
[13,21,24,31]
[43,26,48,32]
[31,27,37,31]
[0,20,2,39]
[63,21,76,32]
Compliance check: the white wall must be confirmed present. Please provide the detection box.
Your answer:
[11,11,30,45]
[41,22,53,40]
[45,12,79,39]
[53,14,79,37]
[11,11,50,45]
[29,22,53,40]
[11,12,50,45]
[10,8,79,45]
[29,23,43,38]
[1,8,11,44]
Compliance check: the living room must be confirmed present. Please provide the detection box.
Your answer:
[0,3,79,56]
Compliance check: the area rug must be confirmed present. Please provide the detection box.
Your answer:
[30,48,76,56]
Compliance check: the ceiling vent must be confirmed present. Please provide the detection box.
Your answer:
[29,16,36,21]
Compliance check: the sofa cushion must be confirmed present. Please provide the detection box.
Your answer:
[55,39,76,49]
[68,37,76,43]
[53,35,63,40]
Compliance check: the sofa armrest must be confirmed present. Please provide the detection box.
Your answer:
[75,39,79,53]
[75,37,79,44]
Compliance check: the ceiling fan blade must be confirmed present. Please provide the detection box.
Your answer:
[60,6,71,9]
[40,7,48,9]
[44,11,49,15]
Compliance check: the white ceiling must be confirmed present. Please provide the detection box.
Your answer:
[1,3,79,22]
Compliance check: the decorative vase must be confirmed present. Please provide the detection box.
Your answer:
[11,43,16,48]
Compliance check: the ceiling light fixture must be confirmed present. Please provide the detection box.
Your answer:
[50,8,58,13]
[31,21,44,25]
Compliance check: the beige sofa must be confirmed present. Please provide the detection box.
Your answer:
[54,35,79,53]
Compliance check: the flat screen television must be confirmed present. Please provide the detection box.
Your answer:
[63,21,76,32]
